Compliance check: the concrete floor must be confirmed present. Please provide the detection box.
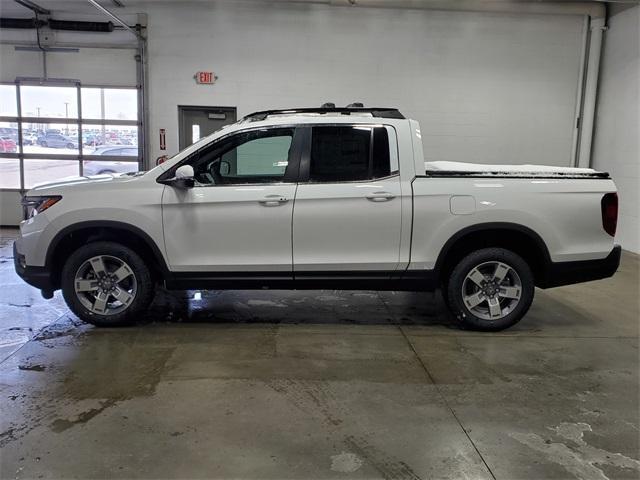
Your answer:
[0,227,638,480]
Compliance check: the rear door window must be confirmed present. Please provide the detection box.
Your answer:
[309,126,392,182]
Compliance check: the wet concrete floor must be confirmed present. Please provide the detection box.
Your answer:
[0,227,638,479]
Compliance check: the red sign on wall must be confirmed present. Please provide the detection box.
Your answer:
[195,71,216,84]
[159,128,166,151]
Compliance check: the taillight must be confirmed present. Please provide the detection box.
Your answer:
[601,193,618,237]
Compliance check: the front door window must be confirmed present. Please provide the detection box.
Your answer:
[187,128,295,185]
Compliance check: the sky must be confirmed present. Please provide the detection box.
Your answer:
[0,85,137,120]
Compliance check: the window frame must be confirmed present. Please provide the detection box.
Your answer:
[297,124,399,184]
[0,81,141,193]
[158,125,305,187]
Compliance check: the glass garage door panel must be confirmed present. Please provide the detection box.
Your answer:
[0,158,20,189]
[23,159,79,189]
[83,125,138,151]
[24,124,79,155]
[0,85,17,116]
[82,160,138,176]
[81,88,137,121]
[20,86,78,119]
[0,121,19,153]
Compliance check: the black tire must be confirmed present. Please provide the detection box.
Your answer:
[61,241,155,327]
[446,248,534,331]
[66,143,74,149]
[41,141,48,147]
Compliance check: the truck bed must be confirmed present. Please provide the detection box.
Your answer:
[409,167,617,271]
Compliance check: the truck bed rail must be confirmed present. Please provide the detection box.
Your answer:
[419,170,611,179]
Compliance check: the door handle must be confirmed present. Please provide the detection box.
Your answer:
[366,191,396,202]
[258,194,289,207]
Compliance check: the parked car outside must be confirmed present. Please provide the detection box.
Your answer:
[83,146,139,175]
[84,134,103,147]
[38,133,79,149]
[0,136,17,153]
[0,127,18,143]
[22,132,38,146]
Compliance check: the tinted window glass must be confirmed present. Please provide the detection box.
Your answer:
[372,127,391,178]
[310,126,371,182]
[190,128,293,185]
[310,126,391,182]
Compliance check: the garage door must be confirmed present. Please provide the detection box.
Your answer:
[0,46,140,225]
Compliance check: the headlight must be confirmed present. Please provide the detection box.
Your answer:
[21,195,62,218]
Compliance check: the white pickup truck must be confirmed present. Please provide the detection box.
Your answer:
[14,107,620,330]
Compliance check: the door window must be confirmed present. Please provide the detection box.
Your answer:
[189,128,294,185]
[309,126,392,182]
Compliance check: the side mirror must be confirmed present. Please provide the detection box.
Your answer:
[163,164,195,188]
[175,165,194,179]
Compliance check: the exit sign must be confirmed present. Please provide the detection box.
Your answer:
[195,71,216,84]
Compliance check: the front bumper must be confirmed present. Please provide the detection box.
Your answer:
[13,242,55,291]
[538,245,622,288]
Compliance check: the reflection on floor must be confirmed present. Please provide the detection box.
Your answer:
[1,227,638,479]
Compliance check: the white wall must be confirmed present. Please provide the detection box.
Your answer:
[143,1,586,166]
[592,5,639,253]
[0,45,137,85]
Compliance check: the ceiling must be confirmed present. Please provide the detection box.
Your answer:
[0,0,636,19]
[0,0,127,17]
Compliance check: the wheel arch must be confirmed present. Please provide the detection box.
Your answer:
[434,222,552,287]
[46,220,169,289]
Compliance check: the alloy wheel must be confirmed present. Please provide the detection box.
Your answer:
[461,261,522,321]
[74,255,137,315]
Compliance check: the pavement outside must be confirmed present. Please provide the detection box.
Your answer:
[0,227,638,479]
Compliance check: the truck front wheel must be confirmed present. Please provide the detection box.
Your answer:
[61,241,155,326]
[446,248,534,331]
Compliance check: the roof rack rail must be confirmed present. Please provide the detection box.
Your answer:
[242,107,405,122]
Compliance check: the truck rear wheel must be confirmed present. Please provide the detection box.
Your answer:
[61,241,155,327]
[446,248,534,331]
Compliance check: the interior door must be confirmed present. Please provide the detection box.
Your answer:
[178,106,236,150]
[293,125,402,272]
[162,126,301,273]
